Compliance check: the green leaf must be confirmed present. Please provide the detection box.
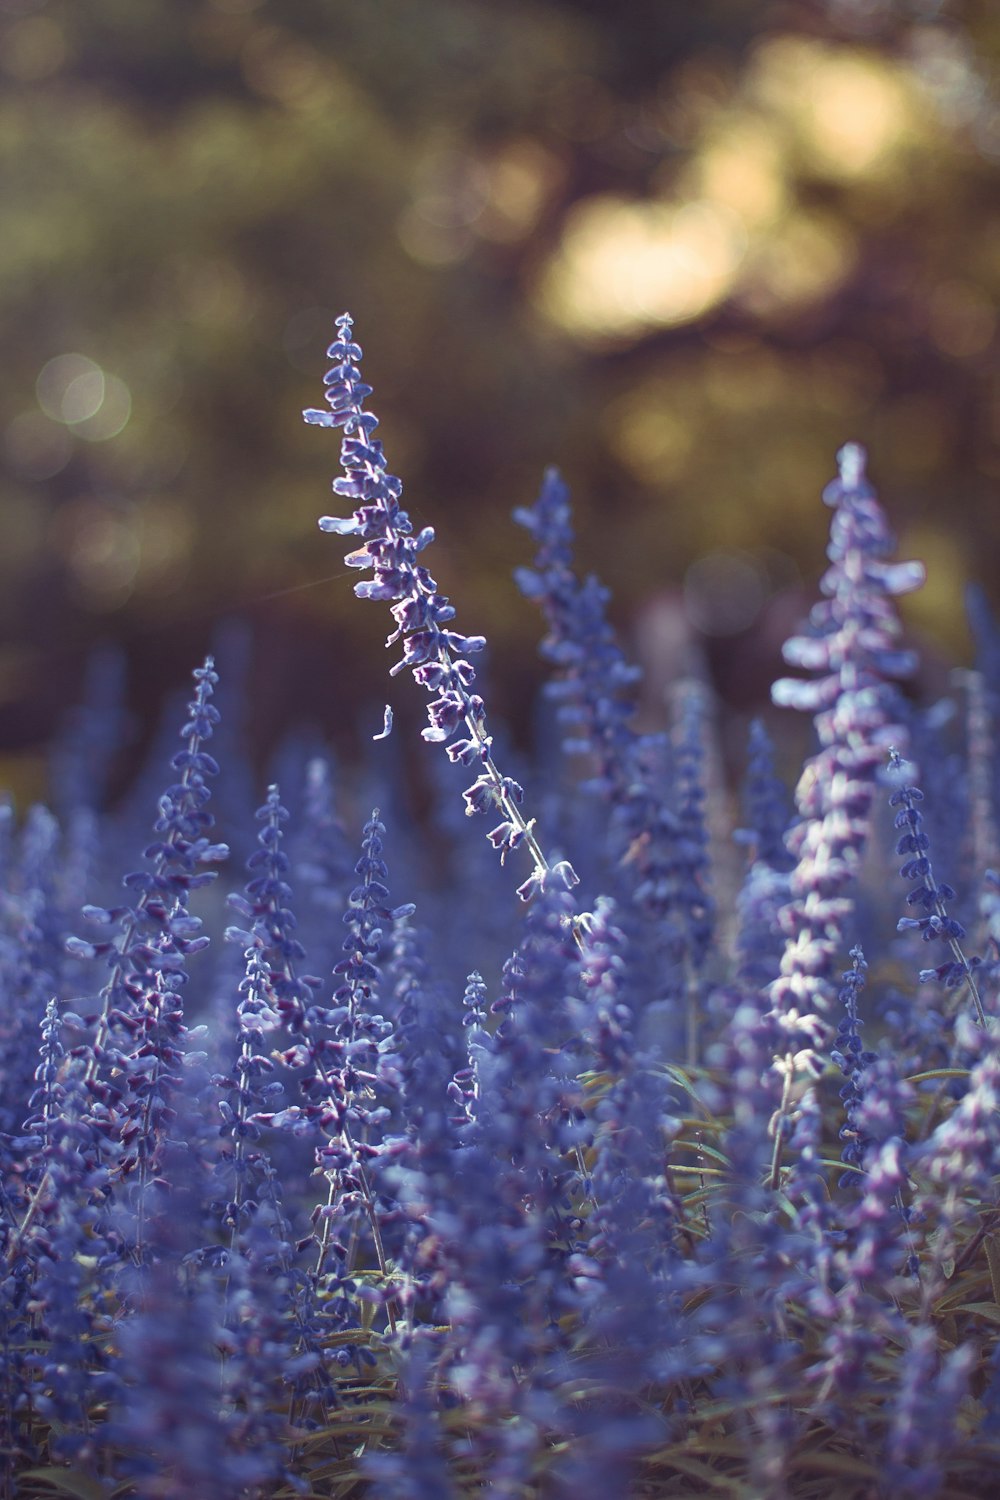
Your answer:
[792,1450,880,1479]
[641,1450,750,1495]
[19,1470,108,1500]
[985,1234,1000,1304]
[949,1301,1000,1325]
[673,1139,731,1168]
[905,1068,971,1084]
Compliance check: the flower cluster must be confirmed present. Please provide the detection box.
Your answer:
[888,748,988,1027]
[767,444,926,1179]
[305,315,578,906]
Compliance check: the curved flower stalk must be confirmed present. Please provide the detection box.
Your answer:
[767,444,925,1186]
[305,315,578,908]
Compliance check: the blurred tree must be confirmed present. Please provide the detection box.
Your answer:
[0,0,997,793]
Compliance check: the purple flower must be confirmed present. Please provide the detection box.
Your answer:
[888,748,988,1028]
[884,1323,975,1496]
[831,946,879,1187]
[68,656,226,1086]
[917,1020,1000,1284]
[362,1342,458,1498]
[516,467,724,1051]
[768,445,924,1181]
[447,971,493,1127]
[18,1002,113,1471]
[6,659,226,1279]
[107,1244,285,1497]
[225,782,323,1033]
[307,316,579,904]
[513,467,643,799]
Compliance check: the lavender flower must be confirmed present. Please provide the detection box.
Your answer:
[831,946,878,1187]
[19,1003,115,1471]
[306,315,578,906]
[0,805,65,1198]
[888,748,988,1028]
[7,658,225,1268]
[513,466,642,799]
[255,808,409,1362]
[208,942,330,1455]
[447,971,493,1127]
[570,898,685,1415]
[768,444,924,1183]
[69,656,225,1074]
[362,1342,458,1499]
[517,467,729,1062]
[915,1017,1000,1294]
[386,909,458,1129]
[226,782,322,1031]
[106,1152,288,1500]
[3,312,1000,1495]
[884,1323,975,1497]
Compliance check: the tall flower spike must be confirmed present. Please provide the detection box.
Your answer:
[767,444,924,1185]
[513,466,642,799]
[306,315,578,907]
[831,945,877,1188]
[8,658,226,1265]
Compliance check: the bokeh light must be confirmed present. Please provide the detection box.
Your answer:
[0,0,997,776]
[36,354,105,426]
[683,552,768,638]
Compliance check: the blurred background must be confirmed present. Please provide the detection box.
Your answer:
[1,0,998,805]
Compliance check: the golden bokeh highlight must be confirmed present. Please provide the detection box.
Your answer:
[535,195,747,343]
[748,37,921,180]
[536,38,930,344]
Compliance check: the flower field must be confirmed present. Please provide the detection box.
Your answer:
[2,321,1000,1499]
